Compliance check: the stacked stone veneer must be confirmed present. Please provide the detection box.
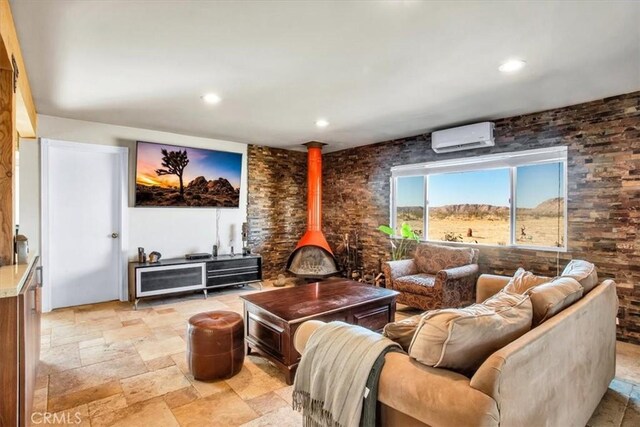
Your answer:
[247,145,307,280]
[248,92,640,344]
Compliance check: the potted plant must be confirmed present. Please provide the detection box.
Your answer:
[378,222,420,260]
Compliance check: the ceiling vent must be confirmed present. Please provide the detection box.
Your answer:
[431,122,495,153]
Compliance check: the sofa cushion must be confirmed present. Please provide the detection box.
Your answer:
[503,267,549,294]
[393,274,436,296]
[414,244,476,275]
[383,314,421,351]
[408,291,532,374]
[562,260,598,293]
[526,277,583,326]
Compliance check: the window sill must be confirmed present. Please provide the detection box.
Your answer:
[396,237,568,253]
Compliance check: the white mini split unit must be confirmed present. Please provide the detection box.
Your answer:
[431,122,495,153]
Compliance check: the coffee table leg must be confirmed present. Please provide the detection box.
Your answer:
[285,367,296,386]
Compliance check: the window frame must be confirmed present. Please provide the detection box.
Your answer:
[390,147,568,252]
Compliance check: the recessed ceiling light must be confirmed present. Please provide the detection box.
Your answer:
[498,59,526,73]
[201,93,222,104]
[315,119,329,128]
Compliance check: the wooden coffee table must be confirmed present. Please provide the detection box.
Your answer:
[240,278,398,384]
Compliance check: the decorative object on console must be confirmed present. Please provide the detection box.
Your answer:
[214,209,221,250]
[212,244,218,258]
[378,222,420,260]
[242,222,250,256]
[138,247,145,263]
[134,141,242,208]
[185,253,212,260]
[148,251,162,263]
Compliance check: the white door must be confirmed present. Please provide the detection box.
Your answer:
[43,140,127,310]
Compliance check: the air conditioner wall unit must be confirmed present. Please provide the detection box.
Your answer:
[431,122,495,153]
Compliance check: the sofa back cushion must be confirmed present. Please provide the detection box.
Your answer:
[414,243,477,274]
[382,314,422,351]
[503,267,549,294]
[526,277,583,326]
[562,260,598,293]
[408,291,532,374]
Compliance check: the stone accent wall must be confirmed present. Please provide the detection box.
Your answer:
[247,145,307,279]
[247,92,640,344]
[322,92,639,344]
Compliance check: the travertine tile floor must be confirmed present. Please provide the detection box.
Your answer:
[35,282,639,426]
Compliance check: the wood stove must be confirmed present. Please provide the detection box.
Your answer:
[286,142,339,279]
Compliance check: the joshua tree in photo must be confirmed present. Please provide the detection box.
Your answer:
[155,148,189,197]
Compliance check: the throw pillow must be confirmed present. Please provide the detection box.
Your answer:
[382,314,422,351]
[408,291,532,374]
[562,260,598,293]
[503,267,549,294]
[526,277,583,326]
[413,243,475,275]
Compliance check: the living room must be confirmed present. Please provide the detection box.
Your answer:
[0,1,638,426]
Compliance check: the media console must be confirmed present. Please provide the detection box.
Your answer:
[128,254,262,308]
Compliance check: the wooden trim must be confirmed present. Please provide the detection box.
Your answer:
[0,0,36,137]
[0,68,14,265]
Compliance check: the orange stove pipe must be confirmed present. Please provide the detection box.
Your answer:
[307,143,322,232]
[293,142,334,255]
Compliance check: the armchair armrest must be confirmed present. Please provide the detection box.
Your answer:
[435,264,479,307]
[436,264,479,282]
[475,274,510,303]
[382,259,417,289]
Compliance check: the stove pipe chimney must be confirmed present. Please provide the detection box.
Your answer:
[286,142,338,279]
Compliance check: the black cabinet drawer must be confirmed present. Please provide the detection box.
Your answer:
[207,266,259,276]
[207,271,261,287]
[206,258,259,271]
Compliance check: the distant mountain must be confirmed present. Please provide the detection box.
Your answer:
[431,204,509,219]
[527,197,564,216]
[397,197,564,220]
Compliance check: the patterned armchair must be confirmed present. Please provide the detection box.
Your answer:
[382,243,479,311]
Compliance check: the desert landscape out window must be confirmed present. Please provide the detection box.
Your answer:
[390,147,568,251]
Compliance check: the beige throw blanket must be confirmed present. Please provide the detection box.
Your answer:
[293,321,400,427]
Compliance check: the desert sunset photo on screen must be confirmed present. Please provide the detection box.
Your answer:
[135,141,242,207]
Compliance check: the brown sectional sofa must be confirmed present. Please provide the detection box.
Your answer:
[295,274,618,427]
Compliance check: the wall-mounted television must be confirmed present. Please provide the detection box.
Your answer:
[134,141,242,208]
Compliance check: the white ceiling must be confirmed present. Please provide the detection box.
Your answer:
[11,1,640,152]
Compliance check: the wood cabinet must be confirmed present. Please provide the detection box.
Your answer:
[0,257,41,426]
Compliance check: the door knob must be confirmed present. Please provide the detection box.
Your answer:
[111,233,119,238]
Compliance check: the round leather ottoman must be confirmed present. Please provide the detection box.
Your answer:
[187,311,244,381]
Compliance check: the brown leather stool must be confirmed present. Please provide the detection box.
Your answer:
[187,311,244,381]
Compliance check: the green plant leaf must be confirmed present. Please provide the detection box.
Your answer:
[378,225,394,236]
[400,222,413,238]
